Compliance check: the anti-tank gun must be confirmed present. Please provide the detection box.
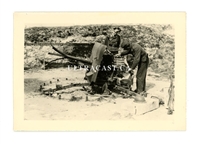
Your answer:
[46,42,144,101]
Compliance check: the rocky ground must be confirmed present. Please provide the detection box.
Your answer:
[24,68,174,120]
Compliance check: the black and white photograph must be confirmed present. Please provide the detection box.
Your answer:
[13,12,186,131]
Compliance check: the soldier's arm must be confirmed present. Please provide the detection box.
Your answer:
[116,35,121,47]
[120,49,130,56]
[110,35,120,47]
[110,38,117,46]
[104,36,109,47]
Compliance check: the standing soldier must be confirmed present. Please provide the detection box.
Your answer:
[116,38,149,94]
[102,28,110,47]
[109,27,121,48]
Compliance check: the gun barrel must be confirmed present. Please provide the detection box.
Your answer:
[50,43,92,64]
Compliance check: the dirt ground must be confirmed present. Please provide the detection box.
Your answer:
[24,68,174,120]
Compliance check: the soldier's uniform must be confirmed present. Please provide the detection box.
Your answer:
[120,39,149,94]
[109,34,121,48]
[109,27,121,48]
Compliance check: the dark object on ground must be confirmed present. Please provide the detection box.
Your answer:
[69,96,83,102]
[167,109,173,115]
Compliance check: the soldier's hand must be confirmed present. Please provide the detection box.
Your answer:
[128,68,134,75]
[115,53,121,57]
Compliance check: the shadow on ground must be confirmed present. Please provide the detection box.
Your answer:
[146,82,156,91]
[24,78,45,93]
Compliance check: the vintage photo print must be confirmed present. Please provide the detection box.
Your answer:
[14,12,186,131]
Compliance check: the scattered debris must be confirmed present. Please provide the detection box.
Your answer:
[96,96,107,102]
[85,95,89,102]
[69,95,83,102]
[90,103,99,106]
